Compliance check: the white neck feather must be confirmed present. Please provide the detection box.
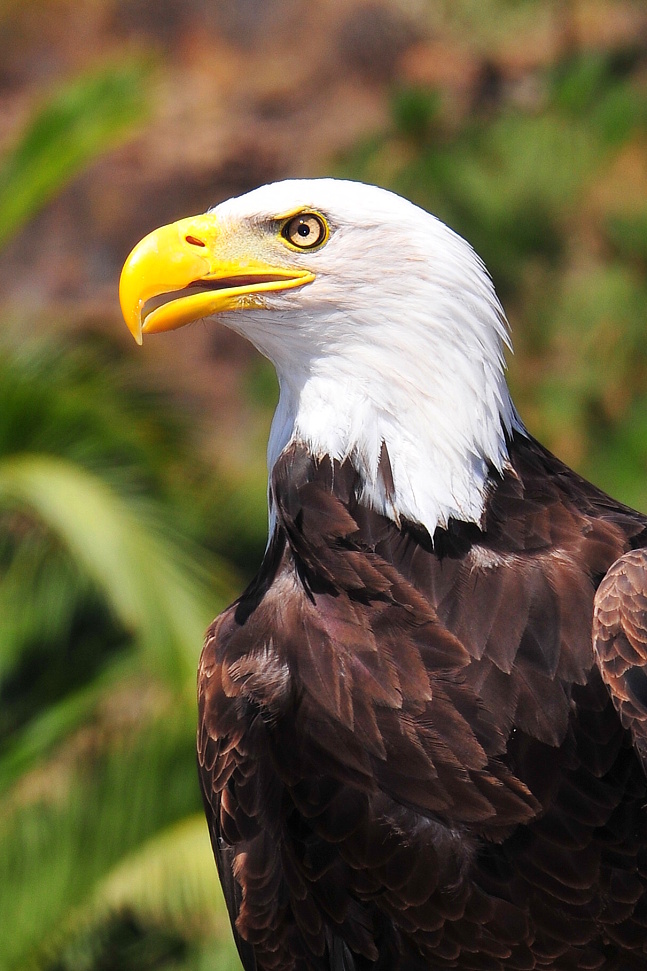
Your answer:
[267,300,522,537]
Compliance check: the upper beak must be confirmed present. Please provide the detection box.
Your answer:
[119,214,315,344]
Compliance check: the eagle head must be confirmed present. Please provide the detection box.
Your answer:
[120,179,523,535]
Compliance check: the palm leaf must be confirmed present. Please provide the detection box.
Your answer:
[0,60,151,251]
[80,815,226,938]
[55,815,244,971]
[0,705,202,971]
[0,654,138,794]
[0,453,220,687]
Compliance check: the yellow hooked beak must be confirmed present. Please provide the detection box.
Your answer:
[119,214,315,344]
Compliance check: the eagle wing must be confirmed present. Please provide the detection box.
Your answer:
[593,547,647,772]
[197,548,539,970]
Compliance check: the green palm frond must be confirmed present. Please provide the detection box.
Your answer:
[0,453,218,685]
[0,451,233,788]
[0,654,138,794]
[0,704,202,971]
[74,815,242,971]
[80,816,225,938]
[0,60,151,251]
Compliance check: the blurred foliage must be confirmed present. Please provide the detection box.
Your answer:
[0,60,151,252]
[0,328,242,971]
[0,60,243,971]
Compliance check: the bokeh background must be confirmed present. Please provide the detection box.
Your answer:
[1,1,647,969]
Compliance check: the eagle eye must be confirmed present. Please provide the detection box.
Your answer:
[282,212,328,250]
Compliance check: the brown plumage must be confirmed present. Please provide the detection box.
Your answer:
[198,433,647,971]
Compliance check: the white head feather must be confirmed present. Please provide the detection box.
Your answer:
[212,179,525,537]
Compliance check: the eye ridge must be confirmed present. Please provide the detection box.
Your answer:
[282,212,328,250]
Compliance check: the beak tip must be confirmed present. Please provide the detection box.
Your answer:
[123,310,143,345]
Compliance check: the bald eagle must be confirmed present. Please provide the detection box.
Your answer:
[120,180,647,970]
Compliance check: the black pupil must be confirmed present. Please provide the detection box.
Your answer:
[298,222,310,237]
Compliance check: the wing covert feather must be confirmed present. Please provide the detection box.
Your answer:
[594,547,647,771]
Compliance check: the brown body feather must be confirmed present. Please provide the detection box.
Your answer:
[197,432,647,970]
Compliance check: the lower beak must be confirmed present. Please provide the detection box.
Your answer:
[119,215,314,344]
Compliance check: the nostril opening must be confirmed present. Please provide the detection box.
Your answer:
[185,235,206,247]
